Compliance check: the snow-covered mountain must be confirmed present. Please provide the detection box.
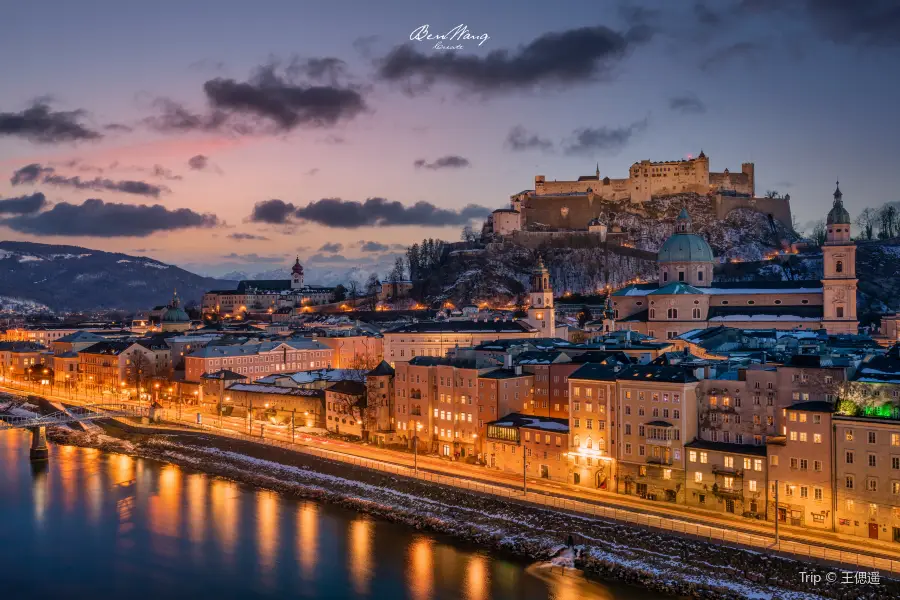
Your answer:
[0,241,235,312]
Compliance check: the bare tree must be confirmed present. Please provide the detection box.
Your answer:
[810,220,827,246]
[387,256,406,301]
[364,273,380,310]
[125,350,153,396]
[764,190,779,199]
[855,208,877,241]
[347,278,360,305]
[461,224,477,243]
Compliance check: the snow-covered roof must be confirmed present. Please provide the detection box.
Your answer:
[709,314,821,322]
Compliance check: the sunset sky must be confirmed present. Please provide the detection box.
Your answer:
[1,1,899,281]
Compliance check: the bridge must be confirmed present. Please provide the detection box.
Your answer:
[0,403,137,461]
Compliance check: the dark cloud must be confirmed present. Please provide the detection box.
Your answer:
[0,102,102,144]
[563,119,648,156]
[188,154,209,170]
[227,232,270,241]
[318,242,344,253]
[152,165,183,181]
[413,155,471,170]
[104,123,133,133]
[202,62,366,130]
[669,94,707,114]
[505,126,554,152]
[249,199,297,224]
[146,61,367,134]
[307,253,354,264]
[52,159,104,174]
[376,25,648,95]
[693,2,722,26]
[3,199,219,237]
[10,163,169,198]
[700,42,760,71]
[359,240,389,252]
[223,253,284,263]
[0,192,48,215]
[804,0,900,47]
[249,197,490,228]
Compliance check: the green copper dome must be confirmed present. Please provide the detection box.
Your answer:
[162,306,190,322]
[657,208,714,263]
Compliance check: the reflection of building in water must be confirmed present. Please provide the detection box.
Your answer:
[211,479,239,564]
[408,536,434,600]
[257,490,279,576]
[298,502,318,581]
[465,554,488,600]
[149,464,181,539]
[186,474,207,545]
[349,517,373,595]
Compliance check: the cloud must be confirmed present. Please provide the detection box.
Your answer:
[151,165,183,181]
[668,94,707,114]
[104,123,133,133]
[146,60,367,135]
[376,25,649,95]
[307,253,354,264]
[10,163,169,198]
[188,154,209,170]
[693,2,722,26]
[318,242,344,253]
[700,42,760,71]
[563,119,648,156]
[249,197,490,228]
[359,240,389,252]
[223,253,284,263]
[0,192,48,215]
[306,168,320,176]
[505,126,554,152]
[804,0,900,47]
[413,155,471,170]
[227,232,270,241]
[0,102,102,143]
[3,199,220,237]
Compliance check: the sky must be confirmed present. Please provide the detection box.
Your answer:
[1,0,899,281]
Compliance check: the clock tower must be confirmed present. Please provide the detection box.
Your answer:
[821,182,857,334]
[525,256,555,338]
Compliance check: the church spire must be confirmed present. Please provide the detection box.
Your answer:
[595,163,600,178]
[834,180,842,202]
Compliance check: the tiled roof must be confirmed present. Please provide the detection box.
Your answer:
[386,320,536,334]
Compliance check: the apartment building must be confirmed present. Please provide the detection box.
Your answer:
[616,365,700,503]
[833,414,900,542]
[684,439,767,517]
[0,342,47,379]
[315,333,384,368]
[699,366,779,447]
[766,401,834,530]
[78,340,171,393]
[382,320,538,366]
[776,355,849,423]
[567,363,619,489]
[184,339,333,382]
[325,380,369,439]
[485,413,569,482]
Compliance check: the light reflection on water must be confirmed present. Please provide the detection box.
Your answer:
[0,431,661,600]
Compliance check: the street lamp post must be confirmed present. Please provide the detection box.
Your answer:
[774,479,780,546]
[414,422,423,476]
[523,448,528,495]
[291,409,295,444]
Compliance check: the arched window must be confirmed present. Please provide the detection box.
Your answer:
[574,435,580,447]
[836,260,844,273]
[692,307,701,319]
[667,308,678,319]
[697,270,704,281]
[649,308,656,319]
[586,437,593,449]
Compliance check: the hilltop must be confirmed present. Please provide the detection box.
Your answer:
[0,241,235,313]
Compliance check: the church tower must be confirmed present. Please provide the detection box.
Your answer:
[821,182,858,334]
[291,256,304,290]
[525,256,555,337]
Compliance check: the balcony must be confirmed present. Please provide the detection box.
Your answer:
[711,465,744,477]
[646,437,672,447]
[647,456,673,466]
[712,486,743,500]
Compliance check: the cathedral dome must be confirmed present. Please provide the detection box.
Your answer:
[657,208,714,263]
[161,306,190,323]
[826,182,850,225]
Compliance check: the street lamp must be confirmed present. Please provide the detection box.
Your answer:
[414,422,423,475]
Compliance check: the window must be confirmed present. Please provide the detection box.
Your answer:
[867,478,878,492]
[845,429,854,442]
[689,450,697,462]
[836,306,844,318]
[749,480,757,492]
[694,472,703,483]
[846,475,854,490]
[869,454,877,468]
[869,431,877,444]
[846,451,854,464]
[700,452,708,464]
[770,455,779,466]
[894,457,900,470]
[814,460,822,472]
[667,308,678,319]
[836,260,843,273]
[754,459,763,471]
[692,308,701,319]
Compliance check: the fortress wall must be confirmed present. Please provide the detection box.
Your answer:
[713,195,793,227]
[523,194,606,229]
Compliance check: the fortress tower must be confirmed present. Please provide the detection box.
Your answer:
[821,182,858,334]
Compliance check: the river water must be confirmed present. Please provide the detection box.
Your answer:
[0,430,661,600]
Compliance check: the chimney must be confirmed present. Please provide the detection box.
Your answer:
[515,365,522,376]
[504,353,513,369]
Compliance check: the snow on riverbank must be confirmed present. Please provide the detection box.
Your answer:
[44,429,884,600]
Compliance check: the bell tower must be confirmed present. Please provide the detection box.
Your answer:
[525,256,555,337]
[821,182,857,334]
[291,256,304,290]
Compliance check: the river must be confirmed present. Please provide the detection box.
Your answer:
[0,430,663,600]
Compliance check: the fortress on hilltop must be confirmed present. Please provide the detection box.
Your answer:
[487,152,792,236]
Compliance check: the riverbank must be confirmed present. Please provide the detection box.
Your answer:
[44,424,885,600]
